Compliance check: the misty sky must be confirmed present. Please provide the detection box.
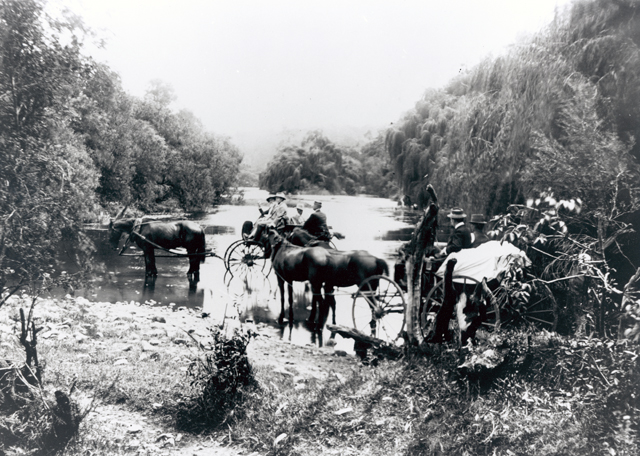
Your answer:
[53,0,575,150]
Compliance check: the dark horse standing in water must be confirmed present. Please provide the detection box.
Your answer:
[258,226,330,326]
[109,218,206,281]
[256,226,388,330]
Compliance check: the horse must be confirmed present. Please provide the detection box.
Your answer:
[256,225,389,331]
[258,226,331,327]
[287,227,334,249]
[319,247,389,330]
[108,218,206,281]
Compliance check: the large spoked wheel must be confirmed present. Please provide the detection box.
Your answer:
[224,240,245,266]
[352,275,406,346]
[225,240,270,278]
[498,282,558,331]
[419,275,487,343]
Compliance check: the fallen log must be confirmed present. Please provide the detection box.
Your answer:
[326,324,403,360]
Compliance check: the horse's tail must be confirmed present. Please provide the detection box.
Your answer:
[376,258,389,277]
[198,229,206,264]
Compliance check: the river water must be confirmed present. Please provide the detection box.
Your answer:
[60,188,422,352]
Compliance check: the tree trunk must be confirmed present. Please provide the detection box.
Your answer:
[326,324,402,360]
[405,185,439,345]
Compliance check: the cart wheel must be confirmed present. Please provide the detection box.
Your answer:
[479,284,507,332]
[224,240,245,266]
[352,275,405,345]
[419,279,444,343]
[419,275,482,343]
[500,282,558,331]
[226,241,269,277]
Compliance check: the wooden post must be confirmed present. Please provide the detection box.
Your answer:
[405,185,439,345]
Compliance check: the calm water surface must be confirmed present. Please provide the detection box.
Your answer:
[58,188,422,352]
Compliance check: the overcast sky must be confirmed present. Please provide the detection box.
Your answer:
[51,0,575,155]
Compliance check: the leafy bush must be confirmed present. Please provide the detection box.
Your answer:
[176,328,256,431]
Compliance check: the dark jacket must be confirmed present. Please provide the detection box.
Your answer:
[444,222,473,255]
[302,210,331,241]
[470,229,490,248]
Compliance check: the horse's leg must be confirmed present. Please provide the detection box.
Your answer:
[145,248,157,277]
[314,282,327,332]
[277,277,286,326]
[325,285,337,326]
[288,281,294,325]
[307,282,317,327]
[187,251,200,282]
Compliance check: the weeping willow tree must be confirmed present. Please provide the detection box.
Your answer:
[387,0,640,222]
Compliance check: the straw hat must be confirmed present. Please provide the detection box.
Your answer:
[274,192,287,201]
[296,203,304,210]
[447,207,467,219]
[266,193,277,202]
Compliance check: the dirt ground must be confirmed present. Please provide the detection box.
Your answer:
[0,296,361,455]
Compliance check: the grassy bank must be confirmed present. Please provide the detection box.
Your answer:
[0,296,638,455]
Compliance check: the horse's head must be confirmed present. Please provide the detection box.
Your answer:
[261,227,285,258]
[108,219,132,250]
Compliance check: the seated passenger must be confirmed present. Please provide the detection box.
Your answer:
[249,192,288,238]
[429,207,473,261]
[289,203,306,226]
[302,200,331,242]
[469,214,490,248]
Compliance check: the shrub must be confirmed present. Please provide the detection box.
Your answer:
[176,327,256,431]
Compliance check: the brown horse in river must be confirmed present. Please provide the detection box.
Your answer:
[257,226,388,330]
[109,218,206,281]
[259,227,330,326]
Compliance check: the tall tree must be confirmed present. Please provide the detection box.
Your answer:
[0,0,98,302]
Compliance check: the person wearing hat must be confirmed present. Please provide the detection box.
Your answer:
[289,202,306,226]
[469,214,490,248]
[250,192,288,238]
[302,200,331,241]
[431,207,473,260]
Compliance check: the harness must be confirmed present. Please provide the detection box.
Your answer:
[115,219,222,259]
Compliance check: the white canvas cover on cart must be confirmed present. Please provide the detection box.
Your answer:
[435,240,531,283]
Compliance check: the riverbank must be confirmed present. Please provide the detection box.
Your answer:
[1,295,638,455]
[0,295,359,455]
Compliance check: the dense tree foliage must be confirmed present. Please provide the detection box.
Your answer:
[0,0,241,301]
[387,0,640,217]
[385,0,640,286]
[259,130,396,197]
[0,0,98,301]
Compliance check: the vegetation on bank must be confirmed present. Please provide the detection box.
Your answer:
[259,130,397,197]
[0,0,242,304]
[384,0,640,290]
[386,0,640,215]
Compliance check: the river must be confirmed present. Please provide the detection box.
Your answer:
[59,188,422,352]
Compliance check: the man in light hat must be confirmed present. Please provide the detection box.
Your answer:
[469,214,490,248]
[302,200,331,241]
[289,202,306,226]
[250,192,288,238]
[431,207,473,260]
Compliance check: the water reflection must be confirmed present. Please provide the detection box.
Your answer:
[58,188,417,352]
